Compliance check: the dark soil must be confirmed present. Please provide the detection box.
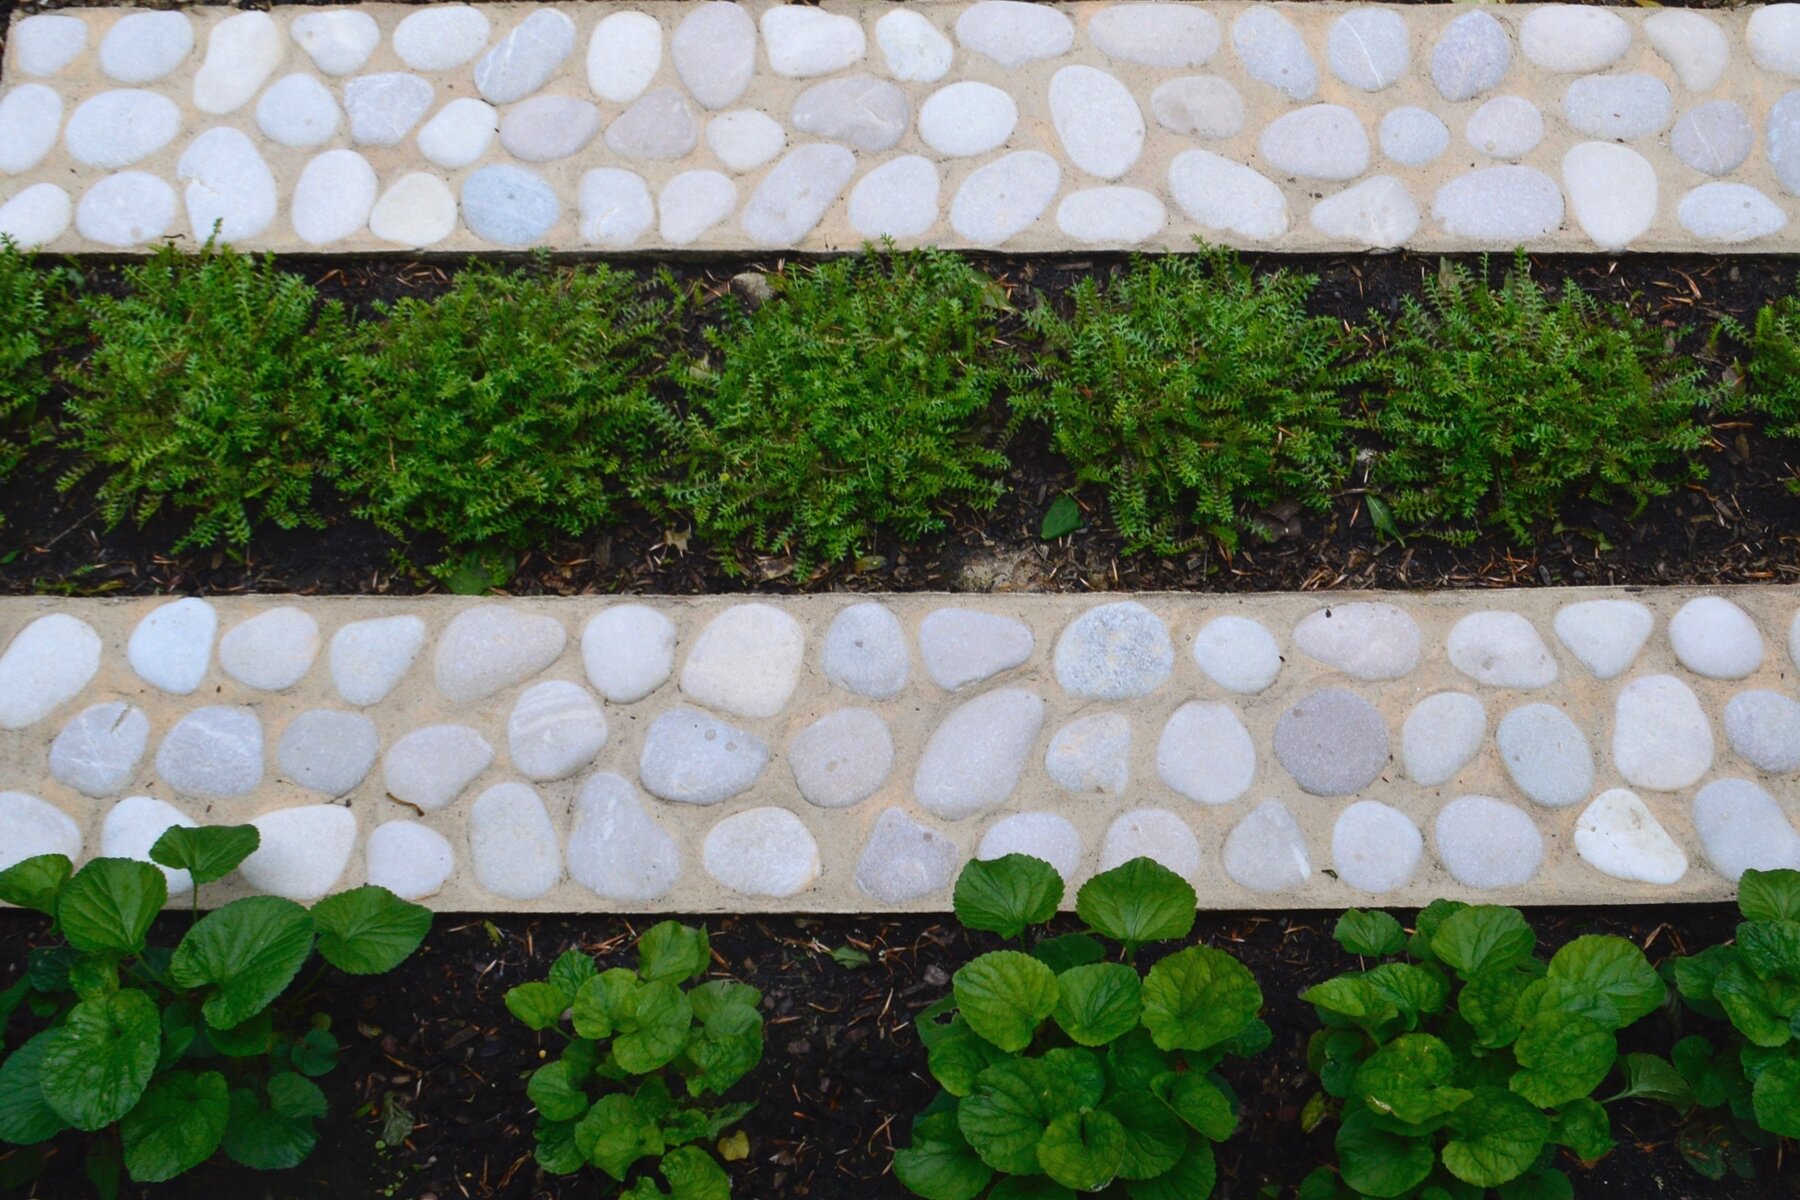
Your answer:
[2,904,1792,1200]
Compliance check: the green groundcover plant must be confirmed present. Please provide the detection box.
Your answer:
[895,854,1268,1200]
[1736,288,1800,444]
[0,827,431,1196]
[1016,247,1357,555]
[505,920,762,1197]
[0,239,75,498]
[1299,903,1665,1200]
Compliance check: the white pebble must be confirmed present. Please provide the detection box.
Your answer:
[290,11,379,76]
[1293,602,1419,680]
[257,74,341,148]
[0,793,81,872]
[508,680,608,782]
[291,149,377,246]
[417,98,498,169]
[578,168,654,248]
[468,783,561,900]
[955,1,1073,68]
[1435,795,1545,889]
[1045,712,1131,796]
[1446,611,1558,688]
[393,6,491,72]
[582,605,675,703]
[639,708,768,806]
[788,708,894,809]
[1613,674,1714,791]
[156,706,262,798]
[978,813,1082,884]
[703,807,820,898]
[0,614,102,730]
[919,607,1033,691]
[128,598,216,695]
[914,688,1045,820]
[365,820,455,901]
[435,605,567,704]
[1402,692,1486,787]
[12,15,88,78]
[1224,801,1311,893]
[1192,615,1280,694]
[706,110,786,173]
[1669,596,1765,680]
[241,805,356,902]
[876,9,954,82]
[50,702,149,798]
[1553,599,1652,680]
[101,12,193,83]
[952,151,1062,244]
[101,796,195,896]
[193,12,284,116]
[383,725,494,812]
[369,173,457,249]
[1692,778,1800,880]
[330,615,426,706]
[1099,809,1199,879]
[567,772,679,901]
[277,709,379,797]
[855,808,961,903]
[821,603,909,699]
[1575,789,1687,885]
[220,607,319,691]
[680,603,805,718]
[0,184,72,248]
[588,11,662,103]
[1156,701,1255,806]
[1331,801,1423,894]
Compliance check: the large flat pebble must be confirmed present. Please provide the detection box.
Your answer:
[789,708,894,809]
[1099,809,1199,878]
[241,805,356,902]
[435,605,566,704]
[1435,795,1544,888]
[128,598,216,696]
[1294,602,1419,680]
[178,126,276,243]
[672,2,757,109]
[277,708,378,797]
[102,12,193,84]
[955,2,1073,68]
[220,606,319,691]
[0,792,80,872]
[468,782,560,900]
[1447,611,1558,688]
[855,807,960,902]
[508,680,607,781]
[12,15,87,78]
[1156,701,1256,805]
[821,602,909,699]
[192,12,282,116]
[1496,703,1593,808]
[639,708,768,806]
[850,156,941,239]
[1167,149,1287,241]
[1224,801,1311,893]
[1432,166,1564,244]
[1553,600,1652,680]
[1331,801,1422,893]
[1260,105,1369,181]
[1575,788,1687,885]
[1328,9,1408,92]
[50,702,149,798]
[1049,65,1143,180]
[582,605,675,703]
[0,614,102,730]
[704,807,820,897]
[920,608,1033,691]
[1274,688,1389,796]
[588,11,661,103]
[1669,596,1764,679]
[876,9,955,82]
[762,7,865,77]
[156,706,263,797]
[1432,10,1510,102]
[793,76,909,153]
[383,725,494,812]
[473,10,574,105]
[1692,778,1800,880]
[1192,615,1280,694]
[1053,601,1171,699]
[950,150,1060,244]
[1614,674,1714,791]
[1045,712,1131,795]
[393,6,491,72]
[1232,8,1316,100]
[1723,690,1800,773]
[681,603,804,718]
[1521,7,1631,73]
[330,615,426,706]
[914,688,1044,820]
[1646,11,1729,92]
[978,813,1082,884]
[567,772,680,901]
[366,819,455,901]
[740,143,855,246]
[1402,692,1486,787]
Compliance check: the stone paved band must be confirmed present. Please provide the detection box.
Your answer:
[6,2,1800,253]
[1,589,1797,912]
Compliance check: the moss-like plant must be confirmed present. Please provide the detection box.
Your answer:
[1736,290,1800,456]
[0,239,75,498]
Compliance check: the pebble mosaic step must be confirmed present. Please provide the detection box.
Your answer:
[1,589,1799,913]
[9,3,1800,253]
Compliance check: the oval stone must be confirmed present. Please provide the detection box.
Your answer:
[762,7,865,77]
[914,688,1045,820]
[501,94,601,162]
[1092,5,1220,69]
[1293,602,1420,680]
[789,708,894,809]
[1045,712,1131,796]
[394,6,491,72]
[468,783,561,900]
[1435,795,1545,888]
[707,110,786,172]
[793,76,910,153]
[1191,615,1281,695]
[1167,150,1287,240]
[66,90,181,169]
[50,702,150,798]
[1431,10,1510,103]
[821,602,910,699]
[919,608,1034,691]
[681,603,804,719]
[672,2,757,109]
[128,597,217,695]
[0,793,81,871]
[582,604,676,703]
[330,615,426,706]
[1447,611,1558,688]
[567,773,680,902]
[291,10,379,76]
[101,796,196,895]
[1465,96,1542,160]
[1224,801,1311,893]
[76,173,178,247]
[1564,143,1657,251]
[1671,102,1754,177]
[292,149,378,246]
[242,806,356,902]
[370,173,458,248]
[1575,789,1687,885]
[1613,674,1714,791]
[1150,76,1243,140]
[383,724,494,811]
[1520,7,1631,73]
[1750,5,1800,78]
[101,11,193,83]
[578,168,654,248]
[473,10,575,105]
[978,813,1082,884]
[1057,187,1165,245]
[12,15,88,78]
[1495,703,1594,808]
[257,74,342,148]
[1681,184,1790,244]
[1692,778,1800,879]
[951,150,1063,244]
[855,808,961,903]
[344,73,435,147]
[156,706,263,798]
[1553,599,1653,680]
[1310,176,1419,248]
[919,81,1017,157]
[1669,595,1765,680]
[0,614,101,730]
[277,708,380,797]
[1049,65,1144,180]
[1156,701,1256,806]
[1100,809,1200,879]
[178,127,277,243]
[588,11,662,104]
[639,708,769,806]
[703,807,820,897]
[1379,107,1449,167]
[1432,167,1563,243]
[1564,74,1672,142]
[955,2,1073,69]
[220,606,320,691]
[462,164,560,246]
[876,9,954,83]
[193,12,281,116]
[1232,8,1316,100]
[849,156,941,239]
[1723,690,1800,773]
[659,170,736,244]
[366,820,456,902]
[1402,691,1486,787]
[1053,601,1172,699]
[741,143,856,246]
[508,680,608,781]
[1331,801,1423,894]
[0,184,72,248]
[1646,11,1729,92]
[1327,9,1408,92]
[435,605,567,705]
[1274,688,1389,797]
[606,87,700,161]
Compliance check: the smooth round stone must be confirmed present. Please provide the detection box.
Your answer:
[681,603,804,718]
[257,74,341,148]
[1694,778,1800,879]
[588,11,662,103]
[1750,5,1800,77]
[1497,703,1594,808]
[418,97,497,169]
[468,783,561,900]
[220,607,319,691]
[820,605,910,701]
[707,110,785,172]
[463,164,560,246]
[1521,7,1631,73]
[1466,96,1542,160]
[1294,602,1419,680]
[1614,674,1715,791]
[1328,10,1408,93]
[1099,809,1199,878]
[1564,75,1671,142]
[278,708,378,797]
[1575,789,1686,885]
[1224,801,1311,894]
[1379,107,1449,167]
[0,85,62,175]
[101,796,196,895]
[1403,692,1486,787]
[740,143,856,246]
[1671,102,1754,177]
[1157,701,1256,806]
[789,708,893,809]
[919,81,1017,157]
[0,614,100,730]
[1554,599,1653,680]
[241,806,356,901]
[567,773,680,902]
[955,1,1073,69]
[435,605,566,705]
[704,807,820,897]
[365,820,455,901]
[793,76,909,153]
[1724,690,1800,773]
[292,150,377,246]
[581,605,675,704]
[952,151,1061,244]
[606,88,699,161]
[1774,94,1800,201]
[129,598,217,695]
[474,10,575,105]
[659,170,736,244]
[1446,611,1558,688]
[384,724,494,813]
[1332,801,1423,894]
[914,688,1045,820]
[920,608,1034,691]
[1192,616,1280,695]
[876,9,954,82]
[193,12,283,116]
[501,94,600,162]
[1646,11,1729,92]
[1168,150,1287,240]
[763,7,865,76]
[640,708,768,806]
[66,90,181,169]
[1436,795,1544,888]
[370,173,457,248]
[156,706,262,798]
[978,813,1081,884]
[101,12,193,83]
[1670,596,1765,680]
[849,156,941,239]
[330,615,426,706]
[0,793,81,872]
[1045,712,1131,795]
[1310,176,1419,248]
[1050,65,1144,181]
[855,808,960,903]
[50,703,150,798]
[508,680,607,781]
[292,11,379,76]
[1057,187,1165,245]
[0,184,72,248]
[178,127,276,243]
[1431,10,1510,102]
[1054,601,1171,700]
[1092,4,1219,69]
[344,73,434,148]
[1432,167,1563,243]
[77,173,177,247]
[1686,183,1795,243]
[1275,688,1389,797]
[1232,8,1316,101]
[394,7,491,72]
[1150,76,1243,139]
[13,15,88,77]
[578,168,653,247]
[672,3,757,110]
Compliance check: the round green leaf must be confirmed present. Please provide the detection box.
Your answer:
[0,853,72,917]
[1153,1071,1237,1142]
[1102,1090,1187,1180]
[1140,946,1261,1053]
[894,1106,993,1200]
[1429,906,1536,981]
[57,858,167,957]
[577,1092,662,1181]
[1552,1097,1614,1164]
[1460,968,1530,1048]
[659,1145,730,1200]
[39,988,160,1131]
[1752,1056,1800,1138]
[1353,1033,1472,1126]
[309,885,431,975]
[170,895,315,1030]
[1076,858,1196,949]
[268,1071,327,1121]
[149,825,259,887]
[1545,935,1665,1028]
[614,979,694,1075]
[955,951,1059,1053]
[637,921,711,983]
[549,949,599,997]
[535,1119,586,1175]
[120,1069,229,1183]
[528,1060,589,1122]
[959,1054,1100,1175]
[1032,933,1106,975]
[1335,1108,1434,1198]
[1335,910,1407,958]
[508,981,571,1031]
[927,1017,1009,1097]
[1739,868,1800,923]
[572,968,635,1040]
[1107,1028,1172,1094]
[1362,963,1451,1023]
[1712,956,1791,1047]
[1509,1012,1616,1109]
[1038,1109,1126,1191]
[220,1085,317,1170]
[1053,962,1141,1047]
[1441,1088,1550,1188]
[0,1031,70,1145]
[954,854,1064,940]
[1123,1139,1215,1200]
